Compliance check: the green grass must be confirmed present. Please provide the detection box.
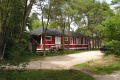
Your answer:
[74,55,120,75]
[0,69,94,80]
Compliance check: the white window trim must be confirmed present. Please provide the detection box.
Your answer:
[45,36,52,41]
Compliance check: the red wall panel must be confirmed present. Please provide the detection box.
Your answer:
[37,36,88,50]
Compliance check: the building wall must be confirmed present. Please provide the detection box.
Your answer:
[37,35,88,50]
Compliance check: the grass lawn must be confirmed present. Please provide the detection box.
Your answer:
[0,69,94,80]
[74,55,120,75]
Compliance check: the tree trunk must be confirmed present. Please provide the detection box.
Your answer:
[41,1,51,56]
[43,34,46,56]
[29,42,33,53]
[68,22,70,49]
[91,34,94,49]
[0,1,3,57]
[19,0,35,41]
[62,29,65,50]
[88,37,91,50]
[0,43,6,60]
[95,38,97,49]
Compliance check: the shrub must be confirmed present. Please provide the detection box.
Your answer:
[4,32,32,66]
[105,40,120,56]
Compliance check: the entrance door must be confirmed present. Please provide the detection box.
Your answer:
[55,37,61,44]
[55,37,61,48]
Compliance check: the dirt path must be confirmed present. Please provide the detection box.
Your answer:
[27,50,103,69]
[93,71,120,80]
[79,70,120,80]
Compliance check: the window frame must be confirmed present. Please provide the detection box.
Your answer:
[45,36,52,41]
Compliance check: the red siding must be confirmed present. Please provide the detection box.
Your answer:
[37,35,88,50]
[42,36,55,44]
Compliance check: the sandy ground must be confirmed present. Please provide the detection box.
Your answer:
[93,71,120,80]
[27,50,104,69]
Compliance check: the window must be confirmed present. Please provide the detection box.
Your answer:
[74,38,77,44]
[70,37,73,44]
[86,39,88,44]
[45,36,52,41]
[64,37,68,41]
[77,38,79,44]
[79,38,81,44]
[83,38,86,44]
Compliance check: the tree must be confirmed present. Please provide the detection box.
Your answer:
[0,0,35,60]
[63,0,77,49]
[102,10,120,55]
[111,0,120,10]
[111,0,120,5]
[74,0,113,49]
[36,0,52,56]
[48,21,57,29]
[27,13,41,30]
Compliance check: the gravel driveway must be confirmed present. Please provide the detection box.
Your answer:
[27,50,103,69]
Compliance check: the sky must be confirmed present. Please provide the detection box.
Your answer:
[99,0,112,4]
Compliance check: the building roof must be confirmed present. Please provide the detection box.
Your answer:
[30,27,87,37]
[30,27,62,36]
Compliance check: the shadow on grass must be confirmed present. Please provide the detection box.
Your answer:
[0,69,94,80]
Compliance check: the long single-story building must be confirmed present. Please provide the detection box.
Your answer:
[30,27,89,51]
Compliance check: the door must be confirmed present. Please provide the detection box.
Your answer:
[55,36,61,44]
[55,36,61,48]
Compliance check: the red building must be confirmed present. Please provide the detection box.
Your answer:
[30,27,88,51]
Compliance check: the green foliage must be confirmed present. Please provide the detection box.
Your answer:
[0,70,94,80]
[102,10,120,56]
[31,20,42,29]
[75,0,113,37]
[111,0,120,5]
[104,40,120,56]
[0,0,34,63]
[4,33,31,65]
[48,21,57,29]
[103,11,120,41]
[27,13,43,30]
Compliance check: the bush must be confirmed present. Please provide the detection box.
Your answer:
[105,40,120,56]
[6,47,31,65]
[4,32,32,66]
